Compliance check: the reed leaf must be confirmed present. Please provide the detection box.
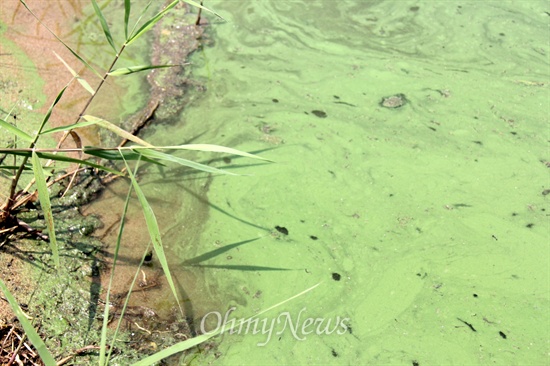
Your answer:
[124,0,131,40]
[53,51,95,95]
[84,147,163,166]
[122,155,183,315]
[34,84,69,141]
[182,0,225,20]
[132,332,217,366]
[0,165,31,170]
[132,283,320,365]
[91,0,117,53]
[107,244,151,363]
[0,149,122,175]
[83,115,153,147]
[99,168,134,366]
[145,144,273,161]
[0,279,56,366]
[108,64,180,76]
[127,0,153,39]
[126,0,179,46]
[40,120,97,135]
[0,118,33,142]
[136,148,238,175]
[31,151,59,268]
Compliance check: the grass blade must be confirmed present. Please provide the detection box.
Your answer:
[0,165,31,171]
[40,151,122,174]
[132,283,320,365]
[19,0,102,80]
[107,244,151,362]
[91,0,117,53]
[41,120,104,135]
[83,115,153,147]
[0,118,33,142]
[136,148,238,175]
[0,149,123,175]
[182,0,226,20]
[0,278,56,366]
[31,151,59,268]
[126,0,179,46]
[108,64,181,76]
[147,144,273,161]
[127,0,153,39]
[35,84,69,140]
[84,147,164,166]
[121,154,183,315]
[124,0,131,40]
[53,51,95,95]
[99,171,134,366]
[132,332,217,366]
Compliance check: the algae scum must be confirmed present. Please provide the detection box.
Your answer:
[1,0,548,365]
[164,1,548,364]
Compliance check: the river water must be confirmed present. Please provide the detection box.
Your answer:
[162,1,548,365]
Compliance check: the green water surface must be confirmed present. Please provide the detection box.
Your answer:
[123,1,548,365]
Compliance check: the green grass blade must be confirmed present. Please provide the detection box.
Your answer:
[108,64,180,76]
[0,149,122,175]
[132,283,320,365]
[53,51,95,95]
[84,147,164,166]
[122,154,183,315]
[0,278,56,366]
[124,0,131,40]
[82,115,153,147]
[128,0,153,39]
[107,244,151,362]
[41,119,122,135]
[0,165,31,171]
[136,148,238,175]
[41,120,98,135]
[132,332,217,366]
[31,151,59,268]
[126,0,179,46]
[182,0,226,20]
[91,0,117,53]
[37,152,122,175]
[1,104,17,121]
[34,84,69,140]
[154,144,273,161]
[19,0,102,80]
[0,118,33,142]
[99,172,134,366]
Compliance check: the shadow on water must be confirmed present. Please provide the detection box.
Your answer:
[180,185,272,232]
[181,237,295,272]
[186,264,293,271]
[182,237,261,265]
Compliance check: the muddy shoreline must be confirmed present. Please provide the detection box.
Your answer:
[0,1,214,363]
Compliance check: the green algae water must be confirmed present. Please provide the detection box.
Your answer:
[0,0,545,364]
[79,0,547,364]
[156,1,548,364]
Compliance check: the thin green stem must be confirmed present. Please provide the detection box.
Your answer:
[77,44,126,121]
